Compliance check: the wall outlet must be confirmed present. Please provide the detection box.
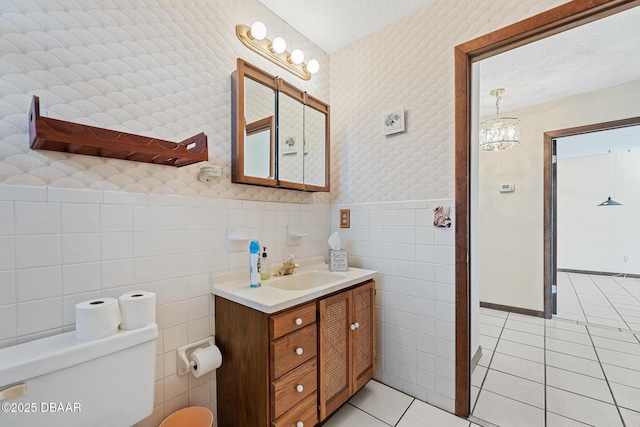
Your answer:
[340,209,350,228]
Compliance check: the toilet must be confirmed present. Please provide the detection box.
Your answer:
[160,406,213,427]
[0,323,158,427]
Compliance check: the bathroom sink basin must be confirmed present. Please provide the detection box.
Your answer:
[267,271,346,291]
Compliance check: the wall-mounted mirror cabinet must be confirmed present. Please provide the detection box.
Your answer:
[231,59,330,192]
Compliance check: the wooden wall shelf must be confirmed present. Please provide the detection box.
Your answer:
[28,96,208,167]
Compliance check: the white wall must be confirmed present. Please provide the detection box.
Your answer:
[0,184,330,426]
[328,0,566,205]
[332,200,457,411]
[0,0,330,204]
[479,80,640,312]
[557,150,640,275]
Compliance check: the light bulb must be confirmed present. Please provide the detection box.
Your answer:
[250,22,267,40]
[306,59,319,74]
[290,49,304,64]
[271,37,286,54]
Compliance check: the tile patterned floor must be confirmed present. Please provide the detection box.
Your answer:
[472,307,640,427]
[325,273,640,426]
[556,272,640,331]
[323,380,478,427]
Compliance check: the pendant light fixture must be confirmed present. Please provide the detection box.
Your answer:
[598,196,622,206]
[479,88,520,151]
[597,150,623,206]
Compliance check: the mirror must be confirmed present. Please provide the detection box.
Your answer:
[232,59,329,191]
[304,96,329,190]
[245,116,274,178]
[277,85,305,187]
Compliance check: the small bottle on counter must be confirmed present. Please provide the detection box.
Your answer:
[260,247,271,280]
[249,240,261,288]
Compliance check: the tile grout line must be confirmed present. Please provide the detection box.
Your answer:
[473,313,507,411]
[609,275,640,329]
[391,398,414,427]
[588,274,634,331]
[559,272,640,332]
[583,321,627,427]
[567,272,590,325]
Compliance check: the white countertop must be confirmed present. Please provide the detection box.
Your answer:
[211,258,377,314]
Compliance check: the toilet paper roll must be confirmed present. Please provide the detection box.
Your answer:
[190,345,223,378]
[118,291,156,330]
[75,298,122,341]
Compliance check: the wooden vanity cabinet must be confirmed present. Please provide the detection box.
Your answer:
[318,280,376,421]
[215,279,375,427]
[215,298,317,427]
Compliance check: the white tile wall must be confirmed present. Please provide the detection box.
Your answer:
[332,199,456,412]
[0,184,330,426]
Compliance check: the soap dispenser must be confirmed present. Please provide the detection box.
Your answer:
[260,247,270,280]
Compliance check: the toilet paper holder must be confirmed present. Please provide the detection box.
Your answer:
[176,336,216,376]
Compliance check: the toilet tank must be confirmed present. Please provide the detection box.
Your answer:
[0,323,158,427]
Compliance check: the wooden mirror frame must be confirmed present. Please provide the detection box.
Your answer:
[231,59,278,187]
[303,94,331,193]
[453,0,639,417]
[231,58,330,192]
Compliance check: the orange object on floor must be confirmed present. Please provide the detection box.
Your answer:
[160,407,213,427]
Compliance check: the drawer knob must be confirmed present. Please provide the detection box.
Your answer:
[295,317,303,326]
[350,324,356,330]
[355,322,360,329]
[296,423,304,427]
[296,347,303,355]
[296,384,304,393]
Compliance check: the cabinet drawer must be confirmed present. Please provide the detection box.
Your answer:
[271,302,316,340]
[271,392,318,427]
[271,324,317,379]
[272,358,317,419]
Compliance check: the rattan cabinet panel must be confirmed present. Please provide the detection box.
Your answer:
[318,280,376,422]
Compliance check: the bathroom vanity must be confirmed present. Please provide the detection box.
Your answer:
[212,262,376,426]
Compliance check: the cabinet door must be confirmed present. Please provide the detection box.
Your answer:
[352,281,376,391]
[318,290,352,420]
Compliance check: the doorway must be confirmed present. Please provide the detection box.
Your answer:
[453,0,640,417]
[546,118,640,328]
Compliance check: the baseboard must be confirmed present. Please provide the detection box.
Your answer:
[471,345,482,373]
[480,301,546,318]
[558,268,640,279]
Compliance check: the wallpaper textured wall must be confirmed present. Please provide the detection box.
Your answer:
[0,0,330,204]
[329,0,567,204]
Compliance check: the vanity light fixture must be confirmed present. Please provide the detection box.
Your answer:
[236,22,319,81]
[479,88,520,151]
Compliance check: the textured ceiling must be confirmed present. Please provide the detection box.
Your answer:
[478,5,640,117]
[556,125,640,159]
[257,0,435,53]
[260,1,639,119]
